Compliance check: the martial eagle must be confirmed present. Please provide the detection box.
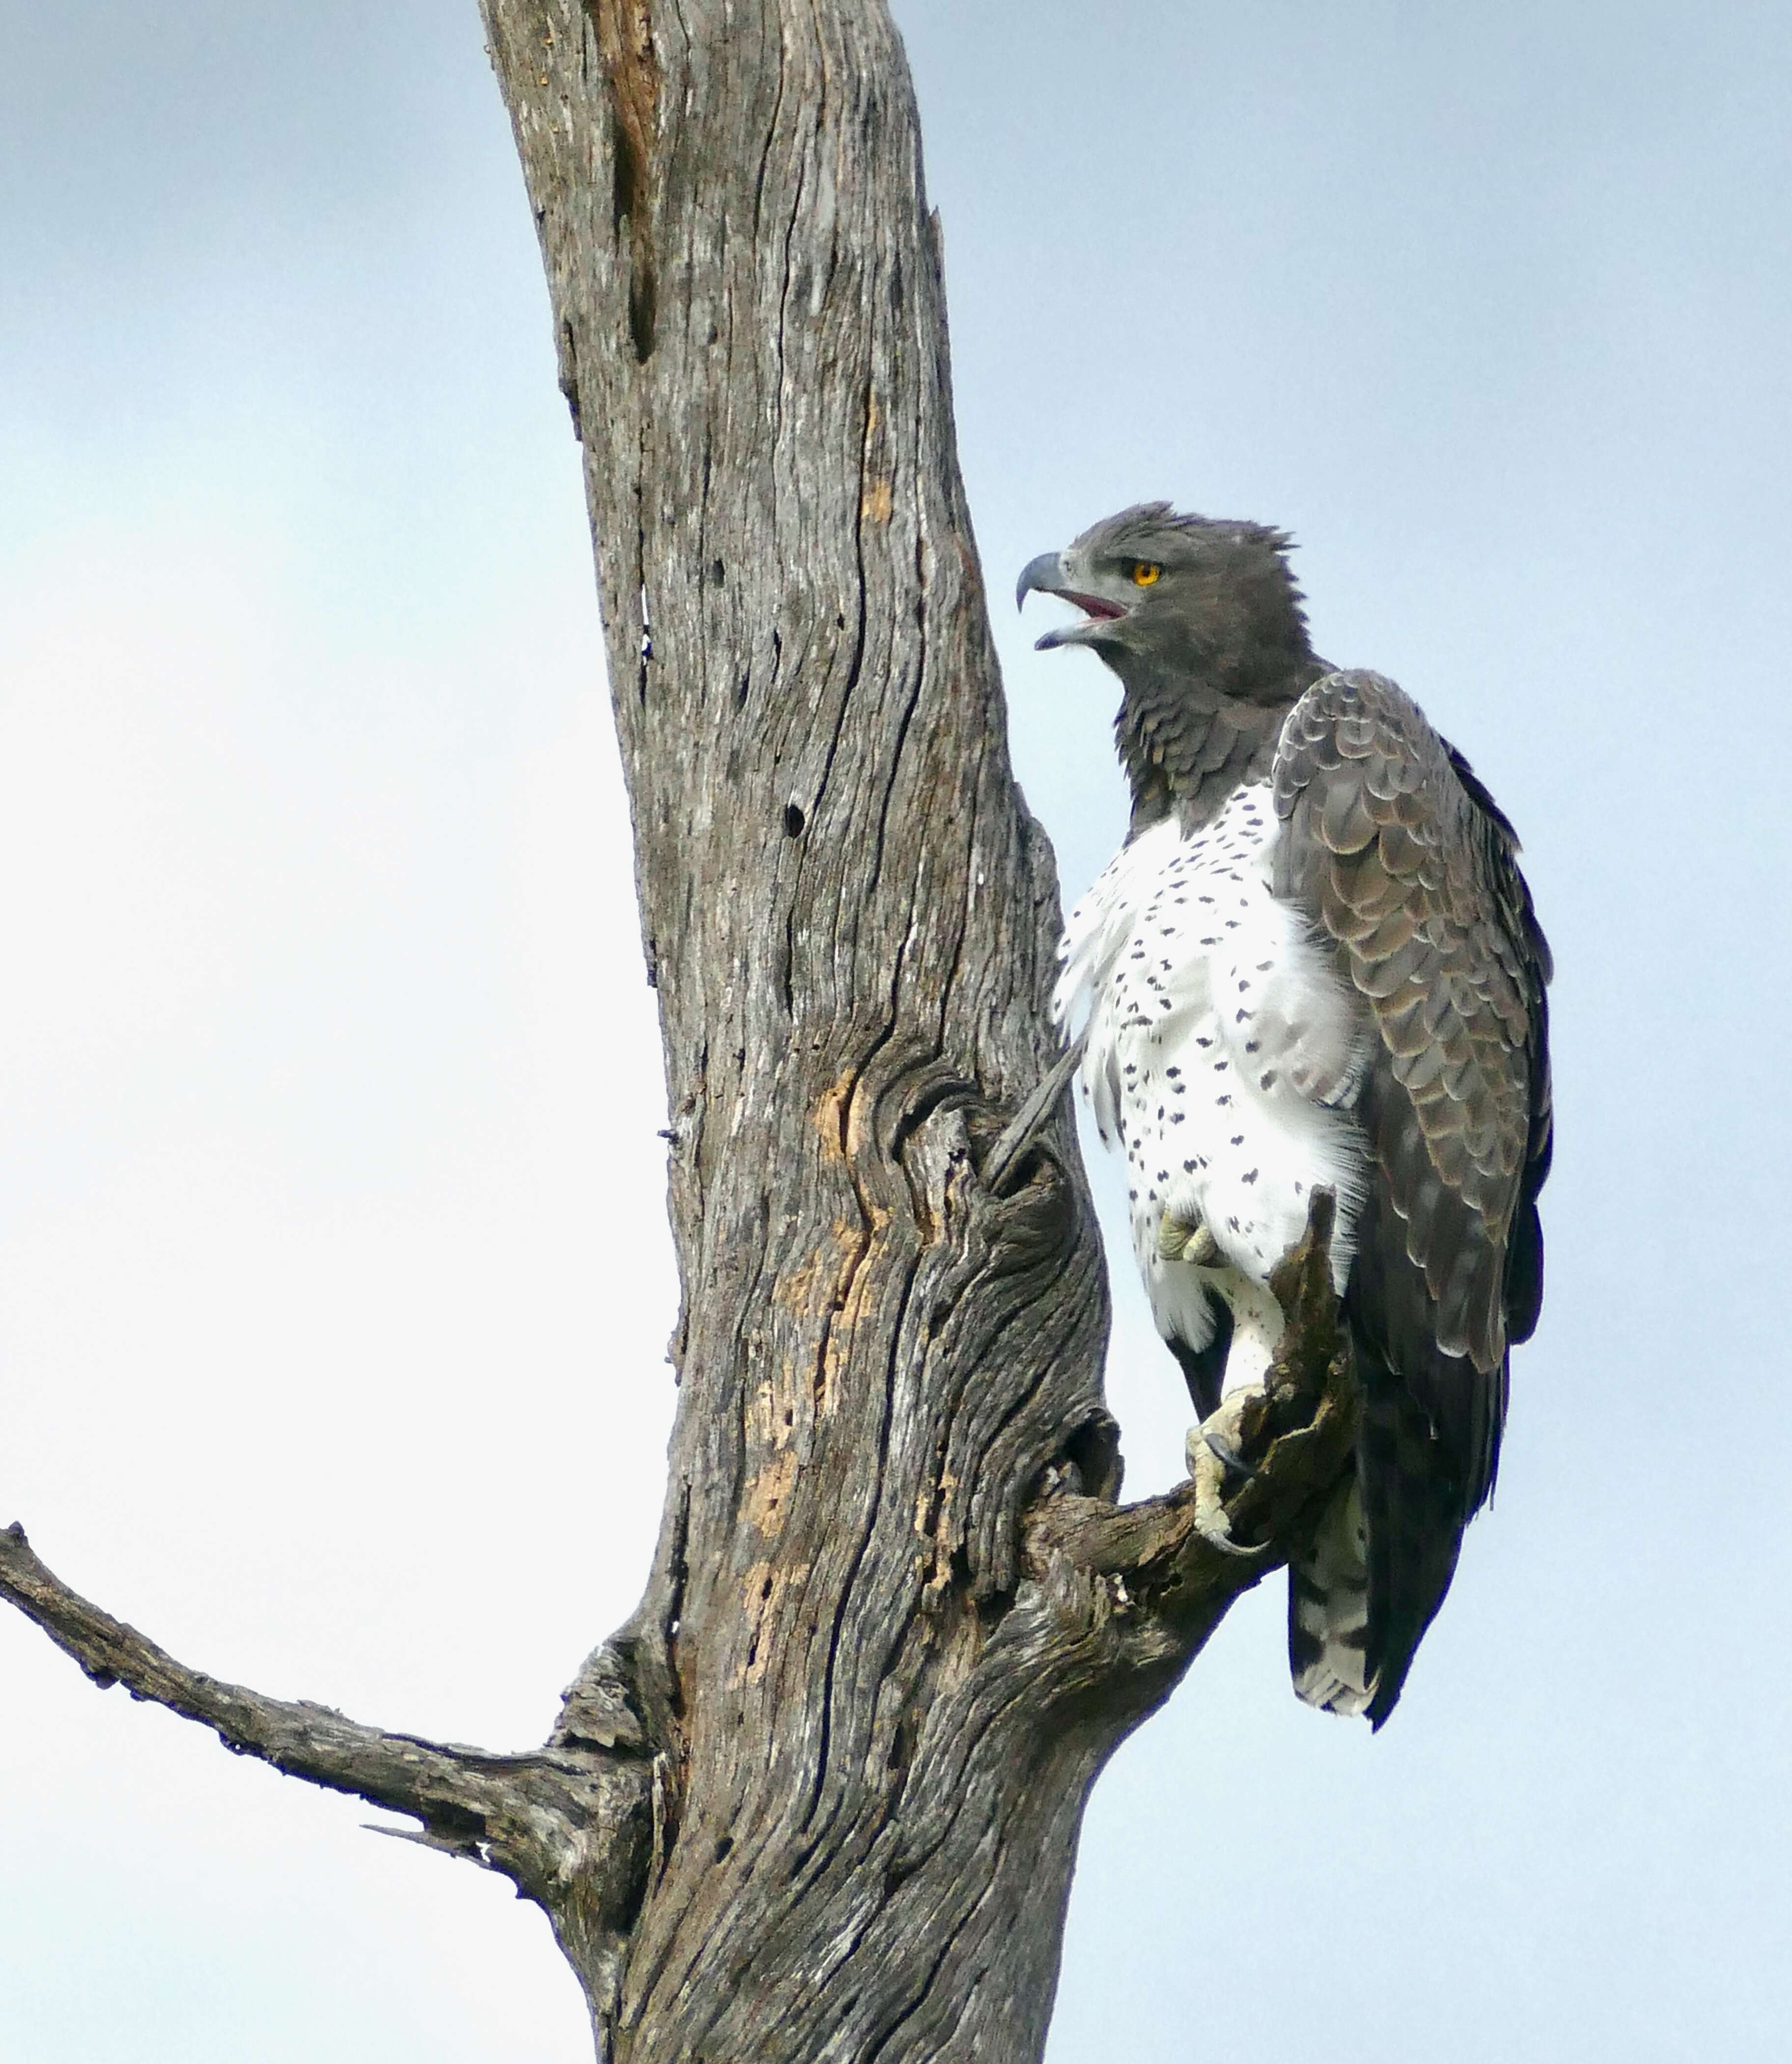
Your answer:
[1019,505,1553,1725]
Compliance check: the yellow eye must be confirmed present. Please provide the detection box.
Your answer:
[1131,562,1162,587]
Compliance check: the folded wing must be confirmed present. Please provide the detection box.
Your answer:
[1273,671,1552,1723]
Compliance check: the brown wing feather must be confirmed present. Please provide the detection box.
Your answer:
[1274,670,1552,1723]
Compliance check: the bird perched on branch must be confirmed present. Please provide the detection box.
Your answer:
[1020,504,1552,1725]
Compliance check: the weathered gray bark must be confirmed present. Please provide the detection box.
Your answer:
[0,4,1361,2059]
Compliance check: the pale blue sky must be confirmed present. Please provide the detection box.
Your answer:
[3,3,1789,2058]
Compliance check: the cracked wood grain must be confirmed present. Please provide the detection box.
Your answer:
[478,5,1359,2054]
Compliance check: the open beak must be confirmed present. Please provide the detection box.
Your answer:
[1015,550,1128,650]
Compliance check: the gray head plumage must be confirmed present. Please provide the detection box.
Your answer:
[1017,502,1313,687]
[1018,502,1327,835]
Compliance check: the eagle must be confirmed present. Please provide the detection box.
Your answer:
[1019,504,1552,1726]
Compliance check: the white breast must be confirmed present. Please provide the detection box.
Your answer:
[1055,780,1370,1385]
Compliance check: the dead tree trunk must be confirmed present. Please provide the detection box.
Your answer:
[1,3,1358,2058]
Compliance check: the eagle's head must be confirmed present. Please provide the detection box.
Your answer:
[1015,502,1316,706]
[1017,503,1324,830]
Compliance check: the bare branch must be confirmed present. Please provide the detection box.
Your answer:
[0,1523,654,1926]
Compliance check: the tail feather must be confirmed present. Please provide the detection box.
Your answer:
[1293,1331,1488,1727]
[1354,1331,1474,1729]
[1289,1474,1375,1718]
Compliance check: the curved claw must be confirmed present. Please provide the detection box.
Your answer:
[1196,1384,1267,1478]
[1201,1420,1253,1479]
[1186,1419,1273,1561]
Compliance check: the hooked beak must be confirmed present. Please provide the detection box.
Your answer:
[1015,550,1128,650]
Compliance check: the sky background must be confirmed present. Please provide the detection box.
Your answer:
[2,2,1789,2059]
